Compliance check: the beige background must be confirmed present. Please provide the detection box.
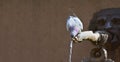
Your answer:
[0,0,120,62]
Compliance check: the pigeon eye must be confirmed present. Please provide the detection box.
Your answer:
[97,19,106,26]
[111,18,120,25]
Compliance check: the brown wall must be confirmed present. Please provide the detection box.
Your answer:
[0,0,120,62]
